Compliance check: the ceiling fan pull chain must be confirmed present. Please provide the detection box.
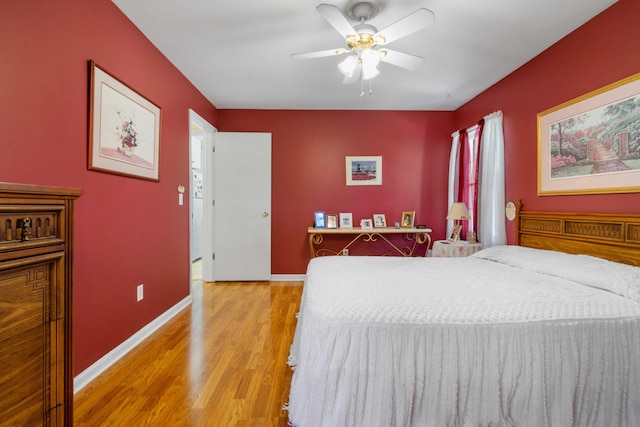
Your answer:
[360,77,365,97]
[369,79,373,95]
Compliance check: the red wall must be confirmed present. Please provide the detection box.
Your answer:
[1,1,217,373]
[455,0,640,242]
[217,110,454,273]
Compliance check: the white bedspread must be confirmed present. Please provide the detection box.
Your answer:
[287,246,640,427]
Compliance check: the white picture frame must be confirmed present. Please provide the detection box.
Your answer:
[339,212,353,229]
[345,156,382,186]
[360,219,373,229]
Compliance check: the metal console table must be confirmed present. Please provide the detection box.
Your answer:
[308,227,432,258]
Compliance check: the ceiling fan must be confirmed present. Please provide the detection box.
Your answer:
[291,1,435,90]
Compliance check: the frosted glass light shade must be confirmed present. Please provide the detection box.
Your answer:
[338,55,358,77]
[360,48,380,80]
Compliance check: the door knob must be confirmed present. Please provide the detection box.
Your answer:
[263,211,269,217]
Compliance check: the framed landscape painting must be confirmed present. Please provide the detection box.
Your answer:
[538,72,640,195]
[345,156,382,186]
[89,60,161,181]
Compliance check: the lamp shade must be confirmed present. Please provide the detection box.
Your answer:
[446,202,470,220]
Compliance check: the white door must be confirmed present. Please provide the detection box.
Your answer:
[213,132,271,281]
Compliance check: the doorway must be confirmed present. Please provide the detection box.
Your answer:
[189,112,272,282]
[189,110,216,283]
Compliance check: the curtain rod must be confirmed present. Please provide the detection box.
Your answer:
[451,110,502,137]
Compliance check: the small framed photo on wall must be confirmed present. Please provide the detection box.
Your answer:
[314,211,326,228]
[326,214,338,229]
[339,212,353,229]
[345,156,382,186]
[373,214,387,228]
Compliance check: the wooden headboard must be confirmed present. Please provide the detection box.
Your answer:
[516,209,640,267]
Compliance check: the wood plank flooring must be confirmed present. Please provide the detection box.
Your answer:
[74,279,303,426]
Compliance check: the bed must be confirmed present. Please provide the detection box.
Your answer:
[286,210,640,427]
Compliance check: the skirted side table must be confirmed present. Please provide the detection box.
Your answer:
[432,240,482,257]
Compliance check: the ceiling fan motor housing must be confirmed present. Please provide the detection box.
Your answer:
[347,1,381,21]
[347,25,379,49]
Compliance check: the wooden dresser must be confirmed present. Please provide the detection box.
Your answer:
[0,183,82,426]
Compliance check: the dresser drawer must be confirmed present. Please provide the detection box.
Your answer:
[0,204,66,261]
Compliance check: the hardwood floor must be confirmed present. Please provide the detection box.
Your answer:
[74,279,303,426]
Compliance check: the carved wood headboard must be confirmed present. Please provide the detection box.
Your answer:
[516,209,640,267]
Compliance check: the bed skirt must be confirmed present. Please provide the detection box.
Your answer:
[287,315,640,427]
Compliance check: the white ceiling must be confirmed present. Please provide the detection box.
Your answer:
[112,0,617,111]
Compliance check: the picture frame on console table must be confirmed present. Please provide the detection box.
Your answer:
[401,211,415,228]
[373,213,387,228]
[339,212,353,229]
[326,214,338,229]
[360,219,373,229]
[538,72,640,195]
[89,60,161,181]
[314,211,326,228]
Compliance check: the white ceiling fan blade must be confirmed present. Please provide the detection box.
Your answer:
[343,63,362,84]
[379,49,425,71]
[316,3,357,39]
[374,8,435,45]
[291,48,347,60]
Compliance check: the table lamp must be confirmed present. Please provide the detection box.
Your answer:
[446,202,470,242]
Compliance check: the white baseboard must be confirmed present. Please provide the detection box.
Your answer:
[271,274,305,281]
[73,295,193,393]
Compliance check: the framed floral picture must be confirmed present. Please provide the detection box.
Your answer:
[538,72,640,195]
[326,214,338,229]
[89,60,161,181]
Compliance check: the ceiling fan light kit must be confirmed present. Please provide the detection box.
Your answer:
[338,55,358,78]
[291,1,435,95]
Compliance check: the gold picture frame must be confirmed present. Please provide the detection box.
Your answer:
[401,211,415,228]
[538,72,640,195]
[373,213,387,228]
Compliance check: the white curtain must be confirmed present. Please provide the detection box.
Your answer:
[478,111,506,247]
[447,111,505,247]
[446,131,460,238]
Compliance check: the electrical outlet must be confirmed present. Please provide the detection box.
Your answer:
[137,284,144,302]
[342,249,349,256]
